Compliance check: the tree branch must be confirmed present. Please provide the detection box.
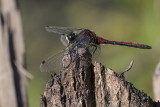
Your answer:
[153,61,160,101]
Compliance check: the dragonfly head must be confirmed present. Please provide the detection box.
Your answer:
[45,26,84,46]
[61,30,83,46]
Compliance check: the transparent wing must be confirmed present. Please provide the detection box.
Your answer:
[40,51,64,72]
[40,33,101,72]
[40,36,88,73]
[45,26,84,34]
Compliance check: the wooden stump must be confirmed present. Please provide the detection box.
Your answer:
[40,42,160,107]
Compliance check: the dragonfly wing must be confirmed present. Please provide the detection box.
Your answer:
[40,33,100,72]
[40,36,90,73]
[40,51,64,72]
[45,26,84,34]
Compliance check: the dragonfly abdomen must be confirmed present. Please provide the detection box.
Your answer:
[100,39,152,49]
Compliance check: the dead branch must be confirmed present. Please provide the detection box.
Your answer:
[153,61,160,101]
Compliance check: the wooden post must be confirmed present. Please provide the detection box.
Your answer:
[40,42,160,107]
[153,62,160,101]
[0,0,29,107]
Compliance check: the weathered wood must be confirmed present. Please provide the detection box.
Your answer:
[41,40,160,107]
[153,62,160,101]
[0,0,28,107]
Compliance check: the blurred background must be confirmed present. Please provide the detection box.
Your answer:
[19,0,160,106]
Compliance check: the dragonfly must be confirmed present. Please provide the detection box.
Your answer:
[40,26,152,72]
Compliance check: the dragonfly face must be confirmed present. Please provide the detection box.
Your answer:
[45,26,84,46]
[61,32,79,46]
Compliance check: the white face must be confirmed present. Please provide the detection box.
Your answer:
[61,34,69,46]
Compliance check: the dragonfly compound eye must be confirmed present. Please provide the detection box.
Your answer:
[67,32,76,42]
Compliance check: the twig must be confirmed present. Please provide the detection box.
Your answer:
[118,60,134,77]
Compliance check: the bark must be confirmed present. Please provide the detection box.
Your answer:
[0,0,28,107]
[40,42,160,107]
[153,62,160,101]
